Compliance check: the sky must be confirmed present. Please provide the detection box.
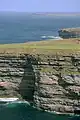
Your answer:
[0,0,80,12]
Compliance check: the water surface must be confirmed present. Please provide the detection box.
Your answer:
[0,103,78,120]
[0,12,80,43]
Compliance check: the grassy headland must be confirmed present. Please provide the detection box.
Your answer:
[0,38,80,55]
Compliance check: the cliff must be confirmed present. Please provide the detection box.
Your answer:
[58,28,80,39]
[0,39,80,114]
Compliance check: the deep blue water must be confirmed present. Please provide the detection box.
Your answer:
[0,12,80,43]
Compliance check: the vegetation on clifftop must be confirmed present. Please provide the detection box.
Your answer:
[0,38,80,55]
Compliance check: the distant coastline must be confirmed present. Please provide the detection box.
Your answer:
[31,12,80,16]
[0,11,80,16]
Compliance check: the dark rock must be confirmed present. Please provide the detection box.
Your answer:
[58,28,80,38]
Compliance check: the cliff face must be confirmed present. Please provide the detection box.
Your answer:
[0,55,37,103]
[0,54,80,113]
[58,28,80,38]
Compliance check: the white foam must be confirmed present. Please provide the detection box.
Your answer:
[41,36,63,40]
[41,36,46,38]
[0,98,19,102]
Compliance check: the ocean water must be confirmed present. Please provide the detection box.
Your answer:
[0,12,80,43]
[0,12,80,120]
[0,102,79,120]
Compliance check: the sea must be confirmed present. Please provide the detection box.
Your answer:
[0,102,79,120]
[0,12,80,120]
[0,12,80,43]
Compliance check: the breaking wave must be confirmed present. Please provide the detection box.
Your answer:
[41,36,63,40]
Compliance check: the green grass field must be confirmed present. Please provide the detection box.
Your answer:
[0,39,80,55]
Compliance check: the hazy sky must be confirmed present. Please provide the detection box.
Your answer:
[0,0,79,12]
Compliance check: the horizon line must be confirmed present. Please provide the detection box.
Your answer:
[0,11,80,14]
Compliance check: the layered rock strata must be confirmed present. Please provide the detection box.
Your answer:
[0,54,80,113]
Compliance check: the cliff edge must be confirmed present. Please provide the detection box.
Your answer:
[0,39,80,114]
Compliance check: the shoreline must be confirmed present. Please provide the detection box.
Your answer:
[2,101,77,116]
[0,99,77,116]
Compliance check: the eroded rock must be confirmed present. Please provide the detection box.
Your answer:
[0,54,80,114]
